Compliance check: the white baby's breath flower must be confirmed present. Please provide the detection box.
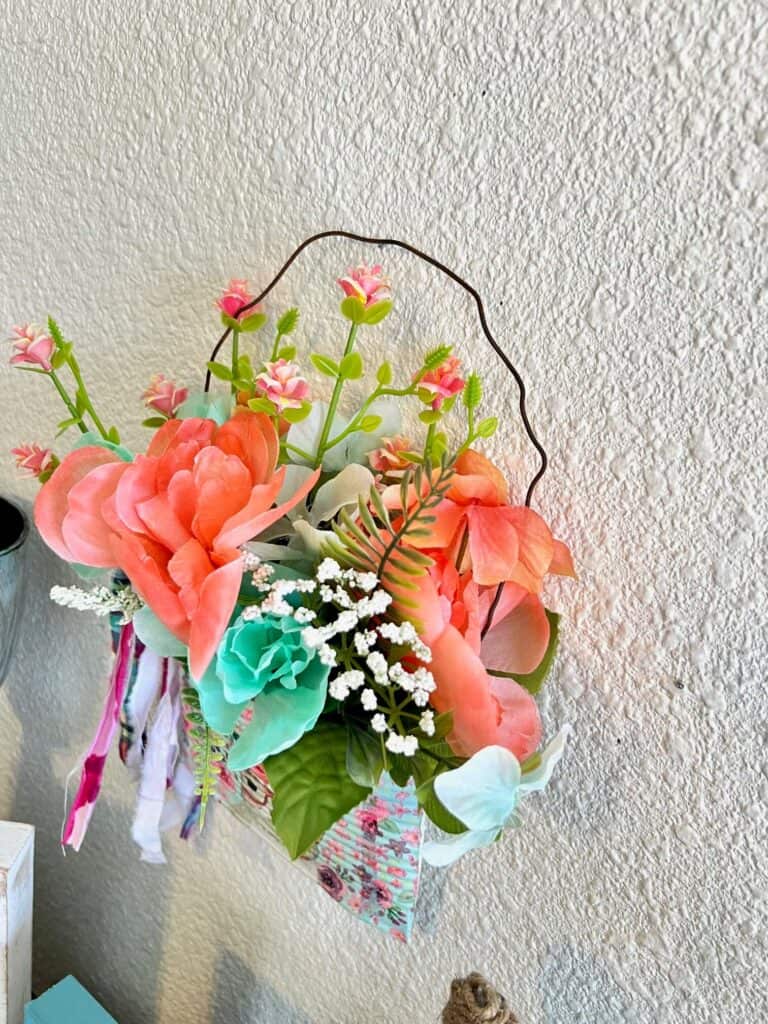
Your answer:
[371,713,388,734]
[360,688,378,711]
[385,732,404,753]
[317,557,342,582]
[401,735,419,757]
[419,710,435,736]
[319,644,337,667]
[366,651,388,684]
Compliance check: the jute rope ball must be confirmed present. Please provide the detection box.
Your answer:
[441,973,518,1024]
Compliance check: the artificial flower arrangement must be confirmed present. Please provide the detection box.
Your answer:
[10,246,574,935]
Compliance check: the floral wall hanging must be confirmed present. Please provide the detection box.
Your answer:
[11,231,575,940]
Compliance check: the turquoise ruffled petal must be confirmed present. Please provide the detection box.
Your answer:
[72,432,134,462]
[434,745,521,832]
[226,657,329,770]
[422,827,498,867]
[196,660,248,735]
[177,392,232,426]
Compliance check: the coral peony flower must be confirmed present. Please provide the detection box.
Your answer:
[142,374,189,418]
[254,359,310,411]
[34,411,319,678]
[418,355,465,410]
[12,443,57,480]
[216,279,261,321]
[337,264,391,307]
[9,324,55,371]
[369,436,413,476]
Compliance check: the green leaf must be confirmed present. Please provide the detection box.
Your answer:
[264,722,371,859]
[247,397,276,414]
[346,724,384,788]
[51,349,68,370]
[55,416,80,436]
[239,312,268,333]
[107,426,121,444]
[142,416,167,428]
[511,610,561,695]
[388,754,412,788]
[236,354,253,379]
[476,416,498,438]
[221,314,242,332]
[339,351,363,380]
[463,372,482,410]
[47,316,65,348]
[282,400,312,424]
[277,308,300,335]
[74,389,87,415]
[423,344,453,371]
[419,409,441,425]
[310,353,340,378]
[277,345,296,361]
[340,296,366,324]
[359,414,382,433]
[206,361,234,382]
[376,361,393,385]
[362,300,392,325]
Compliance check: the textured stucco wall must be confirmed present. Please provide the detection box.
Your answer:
[1,1,766,1021]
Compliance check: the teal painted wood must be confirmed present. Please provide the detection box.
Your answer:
[25,977,117,1024]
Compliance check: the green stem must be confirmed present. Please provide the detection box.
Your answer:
[424,423,436,458]
[282,441,315,462]
[270,330,283,361]
[230,329,240,395]
[314,323,359,467]
[324,383,417,453]
[49,371,88,433]
[67,356,109,438]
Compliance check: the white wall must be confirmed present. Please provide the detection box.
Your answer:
[1,2,766,1021]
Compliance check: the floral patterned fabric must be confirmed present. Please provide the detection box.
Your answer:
[219,764,424,941]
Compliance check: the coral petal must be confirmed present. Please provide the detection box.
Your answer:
[34,446,122,563]
[466,506,521,585]
[551,538,576,578]
[187,557,244,679]
[215,467,320,552]
[215,410,279,484]
[480,593,551,675]
[61,461,128,566]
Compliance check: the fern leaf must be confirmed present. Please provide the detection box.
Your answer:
[183,687,225,830]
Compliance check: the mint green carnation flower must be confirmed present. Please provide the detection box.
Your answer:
[195,612,329,771]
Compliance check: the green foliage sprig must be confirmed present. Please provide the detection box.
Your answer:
[182,687,225,830]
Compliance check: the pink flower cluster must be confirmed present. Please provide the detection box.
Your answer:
[9,324,55,371]
[337,265,391,308]
[12,443,56,479]
[418,355,465,410]
[216,279,262,321]
[142,374,189,418]
[255,359,309,411]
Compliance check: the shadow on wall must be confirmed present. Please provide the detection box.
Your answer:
[539,944,653,1023]
[4,525,170,1023]
[210,950,312,1023]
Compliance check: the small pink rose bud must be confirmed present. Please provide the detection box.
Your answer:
[369,436,414,475]
[216,279,263,321]
[255,359,310,411]
[337,264,391,308]
[8,324,55,371]
[11,443,57,480]
[142,374,189,418]
[417,355,465,410]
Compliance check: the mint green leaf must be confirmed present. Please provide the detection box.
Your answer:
[476,416,498,438]
[239,313,268,333]
[340,296,366,324]
[264,722,371,859]
[247,397,276,414]
[310,353,340,378]
[512,610,561,695]
[206,361,233,382]
[277,308,300,335]
[282,401,311,424]
[376,361,393,385]
[419,409,441,425]
[359,414,382,433]
[362,300,392,325]
[346,724,384,788]
[339,351,363,380]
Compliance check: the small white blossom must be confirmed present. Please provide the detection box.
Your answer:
[294,606,316,624]
[318,644,337,667]
[402,735,419,757]
[413,688,431,707]
[360,688,378,711]
[353,630,377,655]
[371,713,388,734]
[385,732,405,753]
[366,651,389,684]
[356,571,379,593]
[301,626,323,649]
[317,557,342,581]
[419,710,435,736]
[329,677,350,700]
[49,584,142,624]
[333,609,359,633]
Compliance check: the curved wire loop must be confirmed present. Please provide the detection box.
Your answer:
[205,229,547,507]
